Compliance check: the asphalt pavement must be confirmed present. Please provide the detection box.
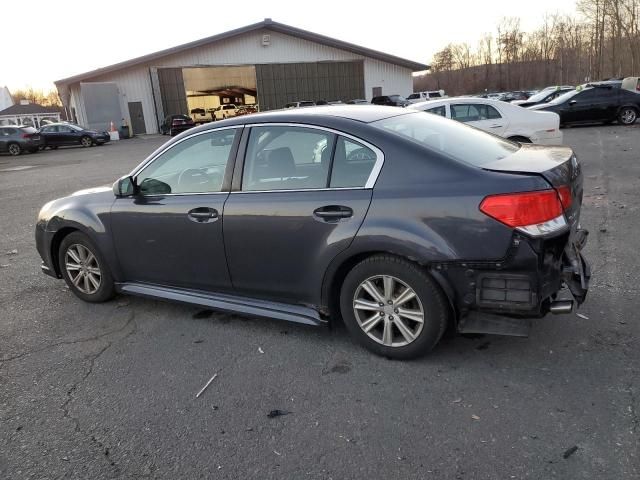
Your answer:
[0,126,638,479]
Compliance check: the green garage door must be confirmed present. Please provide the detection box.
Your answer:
[256,61,365,111]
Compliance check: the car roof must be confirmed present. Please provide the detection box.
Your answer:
[213,105,411,124]
[409,96,507,109]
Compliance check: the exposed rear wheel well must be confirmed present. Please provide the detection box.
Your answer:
[325,252,455,327]
[50,227,79,277]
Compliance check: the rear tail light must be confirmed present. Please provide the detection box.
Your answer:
[556,185,572,209]
[480,188,570,237]
[21,133,32,139]
[172,119,184,126]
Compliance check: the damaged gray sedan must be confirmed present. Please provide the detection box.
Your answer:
[36,106,589,359]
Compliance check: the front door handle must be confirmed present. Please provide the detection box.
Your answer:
[489,124,503,128]
[188,207,219,223]
[313,205,353,221]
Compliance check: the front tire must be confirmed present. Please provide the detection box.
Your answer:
[339,255,448,359]
[618,107,637,125]
[58,232,115,303]
[80,136,93,147]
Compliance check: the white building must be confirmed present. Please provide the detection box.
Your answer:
[0,86,13,111]
[54,19,427,135]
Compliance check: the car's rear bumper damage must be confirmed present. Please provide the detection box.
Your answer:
[435,228,590,336]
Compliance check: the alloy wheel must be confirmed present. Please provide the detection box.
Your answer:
[65,244,102,294]
[81,136,93,147]
[8,144,21,156]
[352,275,424,347]
[621,108,637,124]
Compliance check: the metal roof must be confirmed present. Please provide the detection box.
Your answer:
[55,19,428,86]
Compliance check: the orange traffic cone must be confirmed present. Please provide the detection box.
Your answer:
[109,121,117,132]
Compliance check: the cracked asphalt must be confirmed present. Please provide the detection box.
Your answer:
[0,126,638,479]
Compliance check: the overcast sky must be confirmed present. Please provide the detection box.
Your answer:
[4,0,578,91]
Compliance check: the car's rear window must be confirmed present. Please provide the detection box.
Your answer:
[371,112,519,167]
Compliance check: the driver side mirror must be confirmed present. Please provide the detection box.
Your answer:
[112,175,136,197]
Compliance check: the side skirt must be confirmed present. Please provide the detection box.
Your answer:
[115,282,326,327]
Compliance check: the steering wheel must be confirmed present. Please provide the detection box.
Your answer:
[177,168,210,189]
[346,147,376,162]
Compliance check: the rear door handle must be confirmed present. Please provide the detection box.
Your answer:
[188,207,219,223]
[490,124,503,128]
[313,205,353,221]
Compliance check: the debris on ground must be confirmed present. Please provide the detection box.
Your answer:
[267,409,291,418]
[258,347,264,354]
[273,450,281,456]
[195,373,218,398]
[0,264,10,268]
[577,313,589,320]
[116,300,130,308]
[563,445,578,459]
[471,415,480,420]
[193,339,204,344]
[452,398,462,404]
[6,249,17,255]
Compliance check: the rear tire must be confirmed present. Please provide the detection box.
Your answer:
[8,143,21,156]
[58,232,115,303]
[618,107,637,125]
[339,255,448,359]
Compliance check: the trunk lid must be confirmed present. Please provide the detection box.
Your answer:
[481,144,583,233]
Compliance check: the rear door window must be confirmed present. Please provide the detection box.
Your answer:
[330,137,378,188]
[242,126,335,191]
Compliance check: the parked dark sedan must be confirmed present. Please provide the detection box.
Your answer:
[530,83,639,125]
[39,123,110,149]
[35,106,590,359]
[0,125,42,155]
[161,114,196,136]
[371,95,409,107]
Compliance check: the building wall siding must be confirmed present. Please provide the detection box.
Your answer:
[66,29,414,134]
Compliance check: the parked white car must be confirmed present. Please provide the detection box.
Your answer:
[407,90,446,104]
[409,97,563,145]
[211,104,238,120]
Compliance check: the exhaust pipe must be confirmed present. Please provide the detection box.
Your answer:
[550,300,574,315]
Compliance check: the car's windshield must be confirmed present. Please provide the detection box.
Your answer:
[527,89,561,103]
[371,112,520,167]
[389,95,406,101]
[547,89,581,104]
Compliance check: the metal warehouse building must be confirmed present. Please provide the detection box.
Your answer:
[54,19,427,135]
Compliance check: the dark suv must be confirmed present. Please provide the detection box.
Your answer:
[371,95,409,107]
[36,106,589,359]
[0,126,42,155]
